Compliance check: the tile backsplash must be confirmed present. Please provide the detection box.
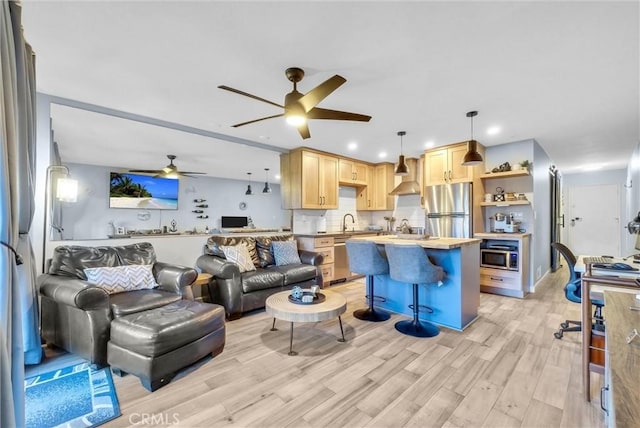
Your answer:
[292,187,425,234]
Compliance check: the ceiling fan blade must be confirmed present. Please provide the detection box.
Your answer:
[232,113,284,128]
[297,75,346,113]
[218,85,284,109]
[129,169,162,174]
[297,123,311,139]
[307,107,372,122]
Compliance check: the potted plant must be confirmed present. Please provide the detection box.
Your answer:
[520,160,531,170]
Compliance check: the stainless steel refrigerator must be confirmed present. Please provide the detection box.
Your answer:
[425,182,472,238]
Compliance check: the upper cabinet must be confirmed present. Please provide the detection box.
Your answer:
[424,143,475,186]
[357,163,394,211]
[339,159,368,186]
[280,149,339,209]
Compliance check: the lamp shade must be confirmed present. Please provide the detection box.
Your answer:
[462,140,483,166]
[395,155,409,176]
[262,168,272,193]
[394,131,409,176]
[56,177,78,202]
[462,111,483,166]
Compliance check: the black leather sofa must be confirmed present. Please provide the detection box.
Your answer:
[196,234,323,320]
[38,242,226,390]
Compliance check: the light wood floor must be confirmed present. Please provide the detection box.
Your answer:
[93,266,605,427]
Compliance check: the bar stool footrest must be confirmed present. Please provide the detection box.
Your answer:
[365,294,387,304]
[408,304,434,314]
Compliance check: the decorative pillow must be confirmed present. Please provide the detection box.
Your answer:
[272,240,302,266]
[221,244,257,273]
[207,236,259,267]
[256,235,293,267]
[84,264,157,295]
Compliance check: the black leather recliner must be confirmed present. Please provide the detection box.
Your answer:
[37,242,220,368]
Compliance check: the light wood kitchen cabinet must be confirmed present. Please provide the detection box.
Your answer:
[280,149,339,209]
[357,163,394,211]
[339,158,368,186]
[424,143,474,186]
[296,236,334,286]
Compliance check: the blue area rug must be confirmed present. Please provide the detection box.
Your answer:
[25,362,120,428]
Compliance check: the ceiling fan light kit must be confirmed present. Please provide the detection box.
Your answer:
[394,131,409,176]
[462,111,484,166]
[219,67,371,140]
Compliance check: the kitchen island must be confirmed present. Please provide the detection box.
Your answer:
[349,235,481,331]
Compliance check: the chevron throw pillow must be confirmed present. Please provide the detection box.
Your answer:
[221,244,256,273]
[272,240,301,266]
[84,264,158,294]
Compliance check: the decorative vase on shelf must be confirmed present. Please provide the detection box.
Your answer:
[512,164,522,171]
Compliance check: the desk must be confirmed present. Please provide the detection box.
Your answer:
[601,291,640,427]
[577,257,640,402]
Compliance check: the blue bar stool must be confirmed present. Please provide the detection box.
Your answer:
[385,244,445,337]
[346,240,391,322]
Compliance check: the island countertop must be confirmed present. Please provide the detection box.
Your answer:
[350,235,481,250]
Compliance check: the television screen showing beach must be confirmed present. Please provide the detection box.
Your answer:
[109,172,178,210]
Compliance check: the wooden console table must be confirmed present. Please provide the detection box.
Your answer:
[600,291,640,427]
[580,264,640,403]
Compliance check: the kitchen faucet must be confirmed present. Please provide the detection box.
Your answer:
[343,213,355,232]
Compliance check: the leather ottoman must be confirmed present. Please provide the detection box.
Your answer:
[107,300,225,391]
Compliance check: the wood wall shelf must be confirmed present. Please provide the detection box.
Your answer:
[480,200,530,207]
[480,170,530,179]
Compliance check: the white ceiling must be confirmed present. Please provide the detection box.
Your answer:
[21,1,639,181]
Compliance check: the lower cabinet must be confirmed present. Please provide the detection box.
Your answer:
[296,236,334,286]
[475,233,530,298]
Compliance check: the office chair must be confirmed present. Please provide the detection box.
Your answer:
[551,242,604,339]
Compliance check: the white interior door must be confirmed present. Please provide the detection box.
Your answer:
[566,184,620,256]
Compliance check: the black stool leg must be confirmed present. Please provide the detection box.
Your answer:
[353,275,391,322]
[394,283,439,338]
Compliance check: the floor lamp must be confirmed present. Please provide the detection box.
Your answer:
[42,165,78,272]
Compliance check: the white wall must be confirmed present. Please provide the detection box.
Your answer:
[59,162,290,240]
[625,142,640,254]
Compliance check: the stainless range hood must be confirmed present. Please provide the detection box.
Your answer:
[389,157,421,195]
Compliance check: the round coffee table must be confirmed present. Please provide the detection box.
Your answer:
[265,289,347,356]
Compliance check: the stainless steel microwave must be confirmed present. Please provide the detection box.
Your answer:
[480,249,519,271]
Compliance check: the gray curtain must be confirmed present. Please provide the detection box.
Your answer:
[1,1,39,426]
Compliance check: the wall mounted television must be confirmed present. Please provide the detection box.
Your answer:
[109,172,178,210]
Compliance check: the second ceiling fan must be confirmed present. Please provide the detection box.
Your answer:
[219,67,371,139]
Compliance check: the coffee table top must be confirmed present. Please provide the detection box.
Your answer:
[266,289,347,323]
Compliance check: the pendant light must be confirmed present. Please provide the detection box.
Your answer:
[245,172,253,195]
[394,131,409,176]
[262,168,272,193]
[462,110,483,166]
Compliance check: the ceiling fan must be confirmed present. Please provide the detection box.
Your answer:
[129,155,206,179]
[219,67,372,139]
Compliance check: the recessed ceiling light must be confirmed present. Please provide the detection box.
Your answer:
[378,152,387,159]
[486,126,501,136]
[347,142,358,151]
[275,174,281,180]
[424,140,435,149]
